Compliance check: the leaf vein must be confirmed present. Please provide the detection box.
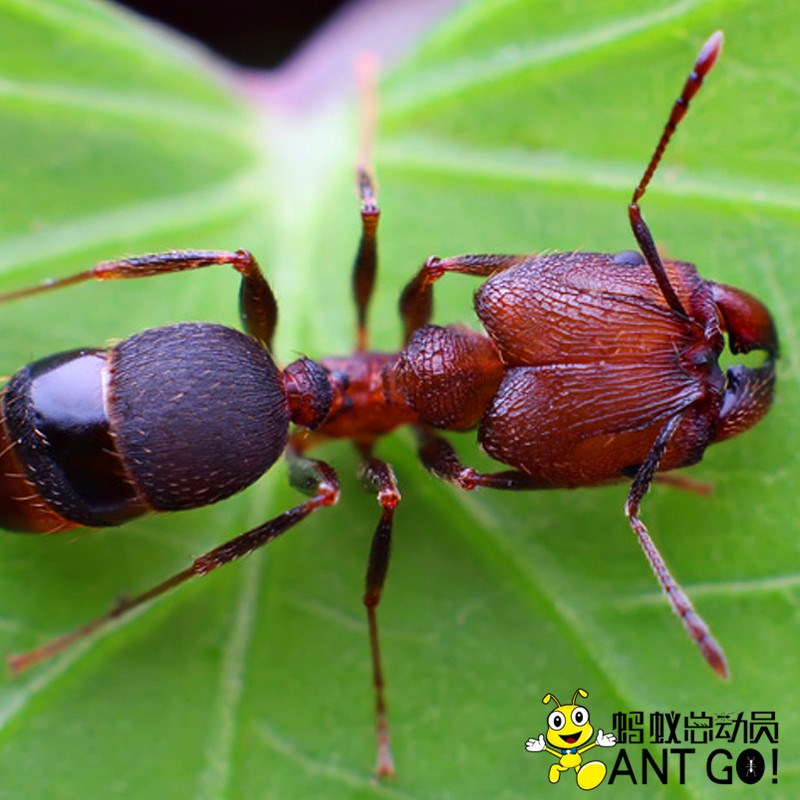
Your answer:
[384,0,715,111]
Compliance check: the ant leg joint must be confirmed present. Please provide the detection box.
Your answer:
[316,481,341,507]
[423,256,445,279]
[232,249,258,273]
[456,468,478,491]
[377,487,400,510]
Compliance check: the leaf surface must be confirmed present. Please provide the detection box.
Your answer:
[0,1,797,798]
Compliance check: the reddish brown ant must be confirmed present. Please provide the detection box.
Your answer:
[0,32,778,778]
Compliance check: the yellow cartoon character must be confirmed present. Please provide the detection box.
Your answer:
[525,688,616,790]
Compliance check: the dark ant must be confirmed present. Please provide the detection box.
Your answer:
[0,32,778,778]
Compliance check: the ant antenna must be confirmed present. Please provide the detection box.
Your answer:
[353,53,380,352]
[629,31,724,318]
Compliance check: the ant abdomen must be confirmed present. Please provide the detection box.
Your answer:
[0,347,141,532]
[0,322,290,532]
[110,323,289,510]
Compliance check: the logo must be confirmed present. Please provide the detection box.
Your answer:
[525,688,617,790]
[524,688,780,788]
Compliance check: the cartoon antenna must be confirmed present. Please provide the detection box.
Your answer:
[543,688,589,706]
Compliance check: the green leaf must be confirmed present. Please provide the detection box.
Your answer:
[0,0,797,798]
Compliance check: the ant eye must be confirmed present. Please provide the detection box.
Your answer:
[548,711,566,730]
[571,706,589,726]
[613,249,645,266]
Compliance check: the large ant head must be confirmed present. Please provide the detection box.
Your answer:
[709,282,778,443]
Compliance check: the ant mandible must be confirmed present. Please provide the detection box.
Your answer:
[0,32,778,778]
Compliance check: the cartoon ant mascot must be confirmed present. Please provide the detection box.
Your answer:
[526,688,616,790]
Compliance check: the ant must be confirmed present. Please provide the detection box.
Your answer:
[526,688,616,790]
[0,32,778,778]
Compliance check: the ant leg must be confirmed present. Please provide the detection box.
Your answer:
[352,55,380,353]
[417,427,545,490]
[420,423,728,677]
[626,412,728,678]
[8,456,340,674]
[399,254,526,343]
[356,446,401,778]
[628,32,723,317]
[653,473,713,497]
[0,249,278,350]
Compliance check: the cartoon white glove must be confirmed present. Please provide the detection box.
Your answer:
[525,735,546,752]
[595,729,616,747]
